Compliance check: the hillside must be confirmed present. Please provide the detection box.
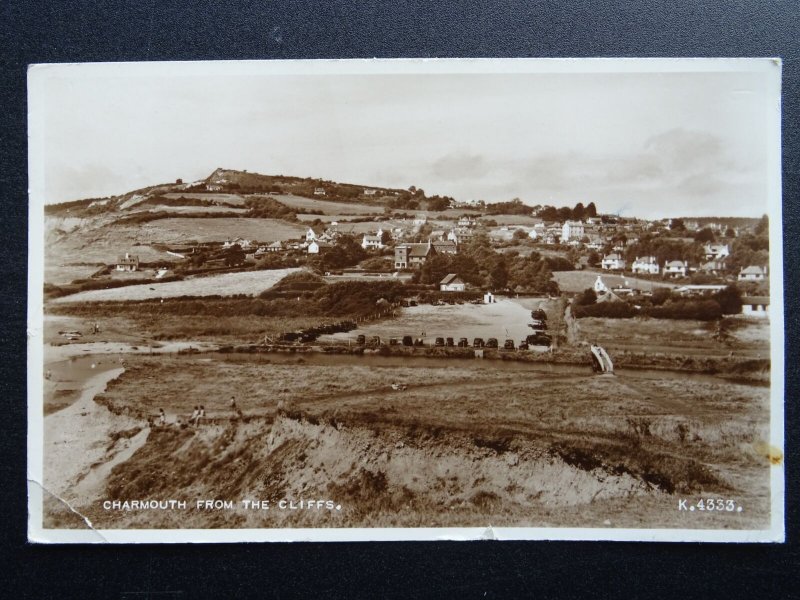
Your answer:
[45,168,411,219]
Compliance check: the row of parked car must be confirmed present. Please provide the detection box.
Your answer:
[354,333,551,348]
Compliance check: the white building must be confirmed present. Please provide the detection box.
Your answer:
[741,296,769,318]
[704,243,730,260]
[631,256,659,275]
[440,274,466,292]
[307,240,332,254]
[561,220,585,242]
[361,230,385,250]
[664,260,688,278]
[593,276,609,294]
[601,253,626,271]
[115,253,139,272]
[313,187,326,196]
[738,265,767,281]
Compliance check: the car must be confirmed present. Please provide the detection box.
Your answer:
[413,338,425,347]
[528,319,547,331]
[370,336,381,346]
[526,332,552,347]
[503,339,515,350]
[356,334,366,345]
[518,341,529,350]
[485,338,499,348]
[531,309,548,321]
[473,337,485,348]
[445,337,455,347]
[402,335,413,346]
[457,337,469,347]
[434,337,445,347]
[389,337,399,346]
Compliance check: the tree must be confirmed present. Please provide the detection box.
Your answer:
[585,202,598,218]
[587,250,600,267]
[693,227,716,243]
[512,229,529,241]
[572,202,585,220]
[488,254,508,290]
[754,214,769,236]
[725,227,736,238]
[715,284,743,315]
[670,218,686,232]
[380,229,393,245]
[651,287,672,306]
[575,288,597,306]
[223,244,245,266]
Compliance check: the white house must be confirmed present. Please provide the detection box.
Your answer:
[741,296,769,318]
[223,238,252,250]
[664,260,688,278]
[261,241,284,253]
[439,274,466,292]
[561,220,585,242]
[363,189,377,196]
[361,230,385,250]
[738,265,767,281]
[115,253,139,272]
[458,216,476,228]
[631,256,659,275]
[305,228,319,243]
[601,253,626,271]
[307,240,333,254]
[593,276,609,294]
[704,243,730,260]
[313,187,326,196]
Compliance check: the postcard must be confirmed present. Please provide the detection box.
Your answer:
[27,58,784,542]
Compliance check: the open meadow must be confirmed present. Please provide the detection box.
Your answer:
[51,268,301,303]
[137,217,306,243]
[554,270,677,293]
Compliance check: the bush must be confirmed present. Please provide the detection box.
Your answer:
[646,299,722,321]
[573,301,638,318]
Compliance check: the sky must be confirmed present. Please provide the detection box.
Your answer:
[34,62,779,219]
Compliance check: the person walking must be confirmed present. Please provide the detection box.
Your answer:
[190,406,200,426]
[158,409,166,426]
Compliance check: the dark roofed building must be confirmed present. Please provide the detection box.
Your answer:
[394,242,436,269]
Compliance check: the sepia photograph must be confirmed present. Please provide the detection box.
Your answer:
[27,58,784,543]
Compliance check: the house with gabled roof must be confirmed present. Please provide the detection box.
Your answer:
[631,256,659,275]
[431,240,458,255]
[601,253,626,271]
[738,265,767,281]
[394,241,436,269]
[115,253,139,272]
[440,274,466,292]
[664,260,688,278]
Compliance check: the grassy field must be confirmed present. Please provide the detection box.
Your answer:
[554,270,677,293]
[51,268,301,303]
[44,353,771,530]
[136,217,306,243]
[574,316,770,359]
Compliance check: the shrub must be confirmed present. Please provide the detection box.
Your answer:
[573,301,637,319]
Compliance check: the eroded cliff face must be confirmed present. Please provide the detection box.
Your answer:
[54,408,679,531]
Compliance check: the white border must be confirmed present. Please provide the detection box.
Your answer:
[27,58,785,543]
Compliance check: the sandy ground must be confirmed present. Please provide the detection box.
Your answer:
[42,368,147,509]
[319,298,550,343]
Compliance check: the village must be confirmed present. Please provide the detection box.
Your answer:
[40,172,774,532]
[91,186,770,336]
